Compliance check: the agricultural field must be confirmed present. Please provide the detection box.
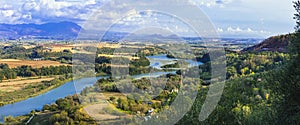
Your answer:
[81,92,130,124]
[0,59,69,68]
[0,77,55,92]
[98,54,140,60]
[41,44,75,53]
[97,43,121,48]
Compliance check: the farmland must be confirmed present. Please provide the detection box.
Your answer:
[82,92,129,124]
[98,54,140,60]
[0,76,55,92]
[0,59,69,68]
[0,75,72,106]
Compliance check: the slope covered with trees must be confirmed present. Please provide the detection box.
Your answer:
[178,1,300,124]
[242,34,293,53]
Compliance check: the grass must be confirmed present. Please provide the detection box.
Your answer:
[84,103,124,121]
[78,92,130,124]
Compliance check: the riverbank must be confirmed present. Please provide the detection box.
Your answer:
[0,75,73,106]
[0,71,111,107]
[0,54,203,123]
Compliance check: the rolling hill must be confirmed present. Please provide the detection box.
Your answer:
[242,34,294,53]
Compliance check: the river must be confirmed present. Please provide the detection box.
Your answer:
[0,54,202,121]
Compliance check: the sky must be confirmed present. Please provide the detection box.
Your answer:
[0,0,296,38]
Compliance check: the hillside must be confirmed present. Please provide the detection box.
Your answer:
[242,34,294,53]
[0,21,82,40]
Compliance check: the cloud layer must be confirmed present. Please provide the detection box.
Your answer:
[0,0,295,38]
[0,0,103,24]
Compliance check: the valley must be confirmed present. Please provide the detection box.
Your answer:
[0,37,292,124]
[0,0,299,125]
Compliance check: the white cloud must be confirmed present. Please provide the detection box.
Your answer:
[217,26,272,38]
[1,10,14,17]
[0,0,295,38]
[188,0,239,8]
[217,28,224,32]
[0,0,103,24]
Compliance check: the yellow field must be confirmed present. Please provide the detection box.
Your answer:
[84,103,124,122]
[50,46,74,52]
[97,43,121,48]
[22,45,36,49]
[0,77,55,92]
[43,43,120,53]
[98,54,140,60]
[0,59,69,68]
[83,92,128,123]
[41,43,142,54]
[42,44,75,53]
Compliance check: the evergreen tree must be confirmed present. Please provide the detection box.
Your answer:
[266,1,300,124]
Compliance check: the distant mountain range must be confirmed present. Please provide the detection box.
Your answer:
[0,21,82,40]
[0,21,182,41]
[0,21,265,43]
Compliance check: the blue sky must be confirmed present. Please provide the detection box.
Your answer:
[0,0,296,38]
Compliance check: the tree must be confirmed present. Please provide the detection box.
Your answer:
[4,116,17,123]
[294,1,300,54]
[265,1,300,124]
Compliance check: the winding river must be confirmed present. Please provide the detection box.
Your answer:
[0,54,202,121]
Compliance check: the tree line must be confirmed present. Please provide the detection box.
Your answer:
[0,64,72,81]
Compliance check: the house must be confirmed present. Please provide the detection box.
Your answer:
[32,58,43,61]
[147,109,154,115]
[171,88,179,93]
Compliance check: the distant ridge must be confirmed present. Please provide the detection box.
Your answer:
[0,22,191,41]
[242,34,294,53]
[0,21,82,40]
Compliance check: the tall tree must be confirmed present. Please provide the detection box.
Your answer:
[267,1,300,124]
